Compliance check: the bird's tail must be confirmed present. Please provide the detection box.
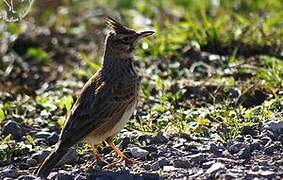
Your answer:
[35,144,68,178]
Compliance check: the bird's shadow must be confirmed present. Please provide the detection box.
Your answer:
[88,169,162,180]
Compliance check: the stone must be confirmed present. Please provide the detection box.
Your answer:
[34,131,51,139]
[47,132,59,145]
[202,160,215,169]
[2,120,24,140]
[238,147,251,159]
[151,161,160,171]
[26,158,37,166]
[17,175,36,180]
[57,148,79,166]
[263,120,283,134]
[209,143,223,156]
[129,146,149,159]
[228,142,244,154]
[264,145,274,155]
[1,167,18,178]
[206,162,226,174]
[55,170,74,180]
[173,158,190,168]
[152,132,168,144]
[188,153,205,164]
[249,141,262,151]
[138,135,153,145]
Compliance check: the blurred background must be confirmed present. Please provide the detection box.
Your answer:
[0,0,283,178]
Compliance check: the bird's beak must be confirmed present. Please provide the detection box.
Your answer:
[136,31,155,42]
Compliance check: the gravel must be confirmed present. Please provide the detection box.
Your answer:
[1,124,283,179]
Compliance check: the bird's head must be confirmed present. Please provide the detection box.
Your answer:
[105,17,154,59]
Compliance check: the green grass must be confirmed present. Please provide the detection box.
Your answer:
[0,0,282,160]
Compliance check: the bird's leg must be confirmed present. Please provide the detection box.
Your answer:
[104,138,138,168]
[91,145,103,162]
[88,145,108,168]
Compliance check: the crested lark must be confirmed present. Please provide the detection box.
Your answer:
[35,17,154,178]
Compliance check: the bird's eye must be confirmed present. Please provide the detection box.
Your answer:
[122,36,130,41]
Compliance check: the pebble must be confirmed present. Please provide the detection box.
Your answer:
[138,135,153,145]
[278,134,283,144]
[26,158,37,166]
[17,175,36,180]
[47,132,59,145]
[74,174,88,180]
[238,146,251,159]
[264,145,274,155]
[206,162,226,174]
[34,131,51,139]
[119,137,130,149]
[151,161,160,171]
[228,142,244,154]
[249,141,262,151]
[209,143,223,156]
[129,146,149,159]
[188,153,205,164]
[163,166,177,172]
[1,167,18,178]
[202,160,215,169]
[54,170,74,180]
[152,132,168,144]
[2,120,24,140]
[57,148,79,166]
[173,158,190,168]
[263,120,283,134]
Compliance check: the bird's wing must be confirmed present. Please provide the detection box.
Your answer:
[59,72,139,147]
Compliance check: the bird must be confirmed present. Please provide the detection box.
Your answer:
[35,17,154,178]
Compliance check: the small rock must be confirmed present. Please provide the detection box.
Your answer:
[57,148,79,166]
[278,134,283,144]
[1,167,18,178]
[26,158,37,166]
[238,146,251,159]
[119,137,130,149]
[263,120,283,134]
[228,142,244,154]
[2,120,24,140]
[47,132,59,145]
[151,161,160,171]
[129,146,149,159]
[158,157,169,167]
[17,175,36,180]
[143,145,158,153]
[138,135,153,145]
[264,145,274,155]
[260,136,272,146]
[173,158,190,168]
[74,174,87,180]
[206,162,226,174]
[163,166,177,172]
[152,132,168,144]
[55,170,74,180]
[249,141,262,151]
[209,143,223,156]
[202,161,215,169]
[34,131,51,139]
[259,170,276,178]
[188,153,205,164]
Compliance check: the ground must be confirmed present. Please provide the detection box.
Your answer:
[0,0,283,179]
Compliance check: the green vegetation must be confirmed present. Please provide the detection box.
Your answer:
[0,0,282,164]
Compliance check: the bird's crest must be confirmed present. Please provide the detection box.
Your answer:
[105,17,135,34]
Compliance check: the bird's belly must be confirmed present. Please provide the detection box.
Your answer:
[84,100,137,145]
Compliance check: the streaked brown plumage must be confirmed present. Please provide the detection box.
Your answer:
[35,17,154,178]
